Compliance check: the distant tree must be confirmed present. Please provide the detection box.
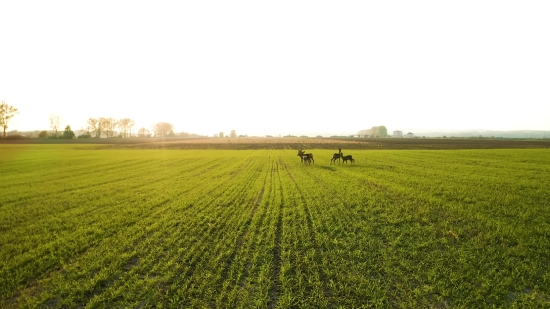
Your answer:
[99,117,118,138]
[118,118,128,137]
[370,126,379,137]
[378,126,388,137]
[118,118,134,138]
[152,122,174,137]
[38,130,48,138]
[87,118,101,138]
[219,132,224,138]
[0,100,19,138]
[361,126,387,138]
[138,127,150,137]
[229,130,237,138]
[128,120,135,137]
[62,125,76,139]
[49,114,62,137]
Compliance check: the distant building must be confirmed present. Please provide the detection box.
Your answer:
[405,132,415,138]
[393,130,403,137]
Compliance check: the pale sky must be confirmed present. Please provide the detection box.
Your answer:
[1,1,549,136]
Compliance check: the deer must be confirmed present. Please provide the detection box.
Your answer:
[297,150,314,164]
[330,148,342,165]
[341,153,354,164]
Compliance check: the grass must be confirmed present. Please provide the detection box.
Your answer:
[1,145,549,308]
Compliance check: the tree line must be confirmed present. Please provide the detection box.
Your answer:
[83,117,137,138]
[82,118,175,138]
[0,100,182,139]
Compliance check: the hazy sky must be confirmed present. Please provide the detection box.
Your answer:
[1,1,549,136]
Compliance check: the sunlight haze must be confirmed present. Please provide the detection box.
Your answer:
[1,1,549,136]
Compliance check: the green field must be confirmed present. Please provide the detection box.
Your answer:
[1,145,550,308]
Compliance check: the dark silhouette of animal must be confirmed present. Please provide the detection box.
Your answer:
[297,150,314,164]
[342,154,354,164]
[330,148,342,165]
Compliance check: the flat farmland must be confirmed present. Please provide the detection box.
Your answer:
[1,145,550,308]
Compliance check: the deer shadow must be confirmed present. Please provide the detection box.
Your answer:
[319,166,337,172]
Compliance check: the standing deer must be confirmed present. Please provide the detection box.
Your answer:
[297,150,314,164]
[342,153,354,164]
[330,148,342,165]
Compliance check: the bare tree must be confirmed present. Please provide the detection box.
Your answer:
[49,114,62,137]
[230,130,237,138]
[118,118,135,138]
[118,118,130,138]
[128,120,135,137]
[87,118,101,138]
[152,122,174,137]
[100,117,118,138]
[0,100,19,137]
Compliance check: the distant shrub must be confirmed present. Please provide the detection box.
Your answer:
[78,134,92,139]
[38,131,48,138]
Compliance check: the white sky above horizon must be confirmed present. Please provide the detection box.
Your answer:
[1,1,549,136]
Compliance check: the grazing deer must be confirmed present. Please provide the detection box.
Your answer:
[297,149,314,164]
[330,148,342,165]
[342,154,354,164]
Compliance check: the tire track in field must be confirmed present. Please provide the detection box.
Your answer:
[161,158,271,306]
[268,157,284,309]
[235,157,277,303]
[278,158,333,305]
[216,157,277,308]
[299,163,399,302]
[216,159,268,286]
[209,162,271,306]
